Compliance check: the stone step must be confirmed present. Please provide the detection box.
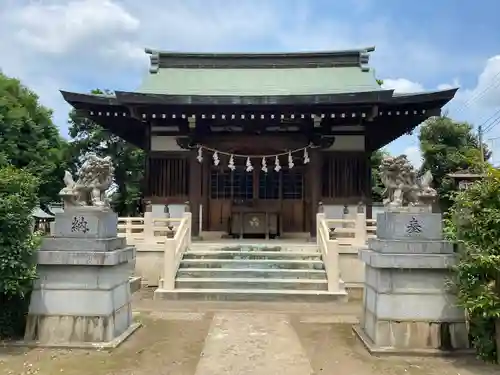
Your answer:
[179,258,325,270]
[188,242,319,253]
[176,268,327,280]
[183,250,321,261]
[175,277,328,291]
[154,288,348,302]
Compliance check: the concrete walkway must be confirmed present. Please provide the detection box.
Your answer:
[195,312,313,375]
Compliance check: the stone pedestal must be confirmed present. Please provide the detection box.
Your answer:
[25,206,140,348]
[353,211,470,355]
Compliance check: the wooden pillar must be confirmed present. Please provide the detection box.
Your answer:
[309,148,322,238]
[365,151,373,219]
[188,150,202,238]
[142,122,152,200]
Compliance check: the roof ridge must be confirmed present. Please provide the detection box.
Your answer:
[144,47,375,57]
[144,47,376,74]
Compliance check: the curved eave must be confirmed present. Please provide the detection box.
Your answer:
[114,90,394,106]
[388,88,458,106]
[60,91,145,148]
[61,88,458,108]
[366,88,459,150]
[60,90,120,106]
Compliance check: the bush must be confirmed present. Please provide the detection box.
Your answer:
[446,167,500,362]
[0,166,40,339]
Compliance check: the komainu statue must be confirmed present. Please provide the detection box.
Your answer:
[379,155,437,209]
[59,154,114,208]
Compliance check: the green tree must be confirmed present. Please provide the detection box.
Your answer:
[370,148,389,202]
[0,72,67,208]
[67,89,144,216]
[419,116,489,210]
[446,167,500,362]
[0,166,40,338]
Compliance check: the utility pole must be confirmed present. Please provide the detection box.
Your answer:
[479,125,485,163]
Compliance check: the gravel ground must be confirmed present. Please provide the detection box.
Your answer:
[0,290,497,375]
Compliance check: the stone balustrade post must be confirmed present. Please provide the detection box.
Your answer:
[183,211,192,247]
[125,218,133,238]
[354,212,367,246]
[316,212,325,242]
[342,204,349,229]
[325,239,340,292]
[160,238,176,290]
[317,201,324,214]
[143,201,154,242]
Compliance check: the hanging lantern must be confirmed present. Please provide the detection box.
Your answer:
[196,147,203,163]
[245,157,253,172]
[228,154,235,170]
[261,157,268,173]
[212,151,220,166]
[288,151,294,169]
[274,155,281,172]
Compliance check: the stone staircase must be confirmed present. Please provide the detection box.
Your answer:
[154,243,347,302]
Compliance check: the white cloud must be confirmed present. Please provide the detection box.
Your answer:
[13,0,140,55]
[403,146,423,170]
[470,56,500,108]
[0,0,494,141]
[455,56,500,110]
[382,78,425,93]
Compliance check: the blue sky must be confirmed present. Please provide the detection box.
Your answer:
[0,0,499,167]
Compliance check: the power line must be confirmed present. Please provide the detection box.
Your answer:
[482,110,500,134]
[452,70,500,116]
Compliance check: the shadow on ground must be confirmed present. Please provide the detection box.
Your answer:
[0,312,212,375]
[1,296,498,375]
[292,320,499,375]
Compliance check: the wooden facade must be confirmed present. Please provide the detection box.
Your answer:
[141,131,372,239]
[60,47,458,239]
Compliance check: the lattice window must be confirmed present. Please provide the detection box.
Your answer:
[210,169,232,199]
[149,157,189,197]
[210,168,254,199]
[258,171,280,199]
[232,168,254,199]
[282,169,304,199]
[321,153,367,198]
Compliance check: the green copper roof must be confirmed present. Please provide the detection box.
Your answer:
[137,48,381,96]
[138,66,381,96]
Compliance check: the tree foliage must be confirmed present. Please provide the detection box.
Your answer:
[67,89,144,216]
[0,167,40,338]
[419,116,489,210]
[370,148,390,202]
[446,167,500,362]
[0,72,67,208]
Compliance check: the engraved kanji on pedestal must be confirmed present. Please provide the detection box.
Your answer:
[71,216,89,233]
[405,216,422,235]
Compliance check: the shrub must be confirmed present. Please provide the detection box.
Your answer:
[446,167,500,362]
[0,166,40,339]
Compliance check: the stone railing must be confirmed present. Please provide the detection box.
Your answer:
[316,213,377,296]
[323,214,377,247]
[117,216,184,245]
[316,212,341,292]
[158,212,192,290]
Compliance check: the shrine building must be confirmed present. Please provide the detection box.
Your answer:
[61,47,457,239]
